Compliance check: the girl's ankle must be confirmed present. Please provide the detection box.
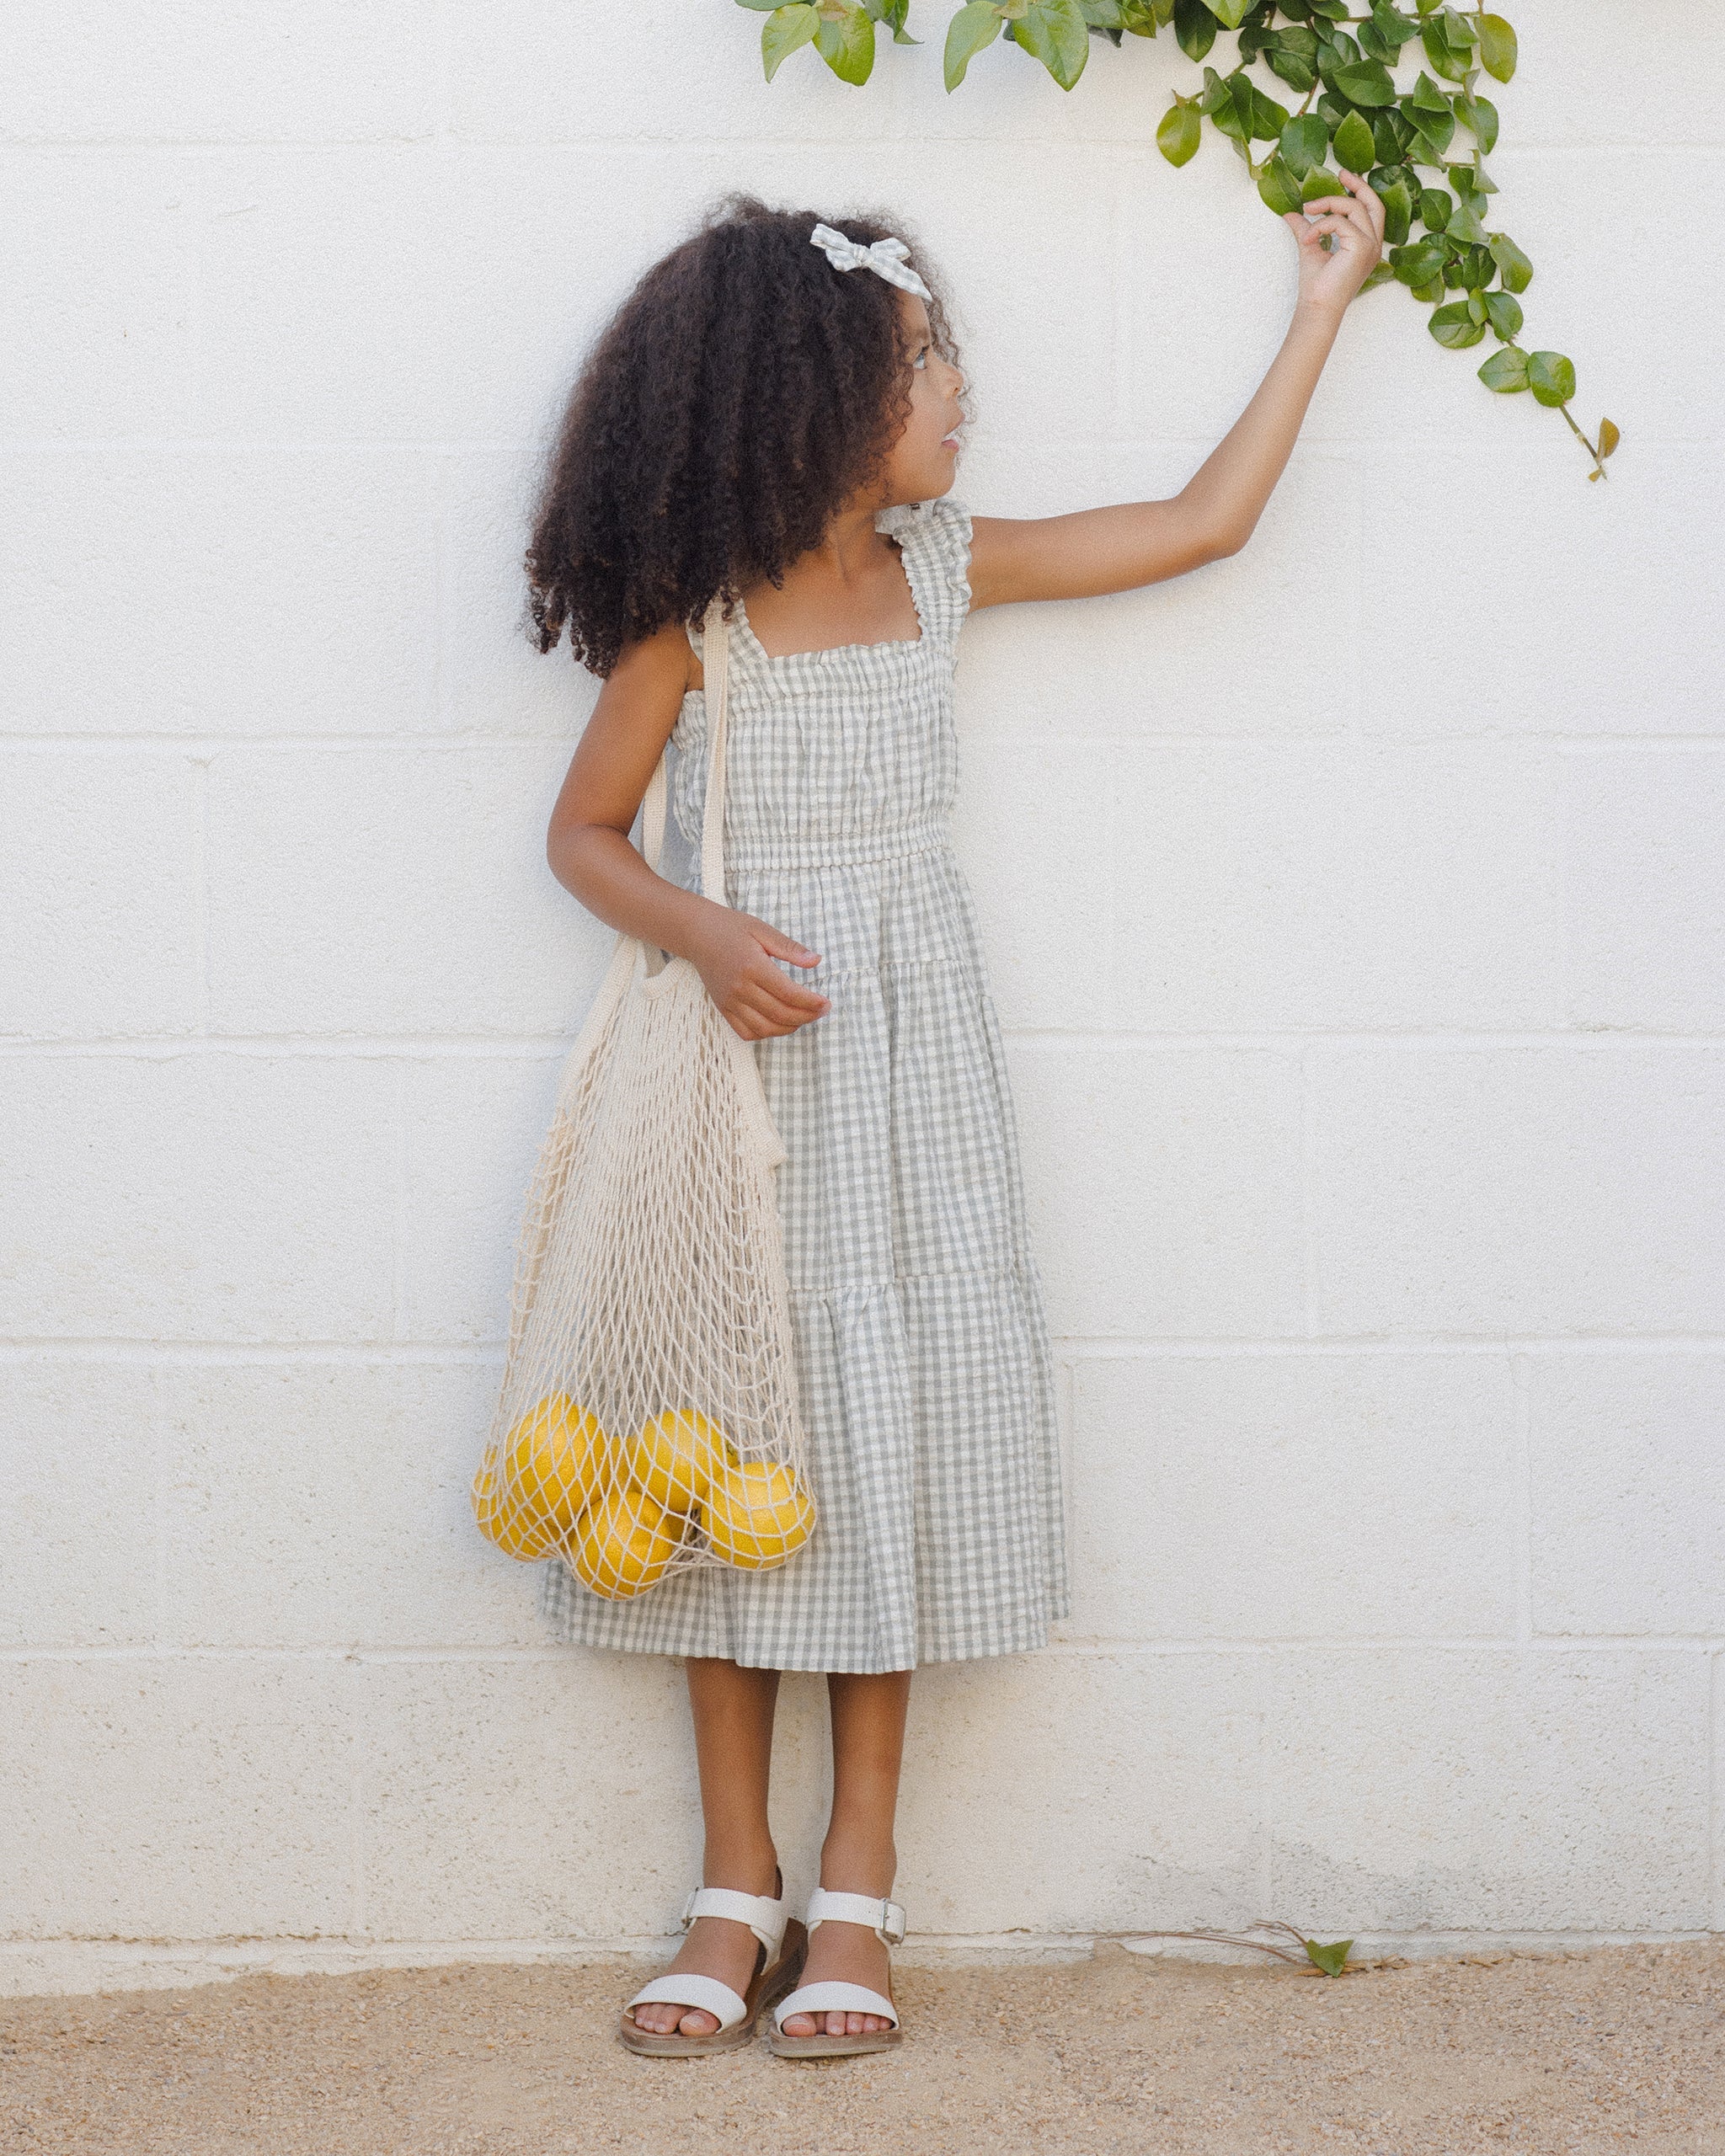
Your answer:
[817,1837,897,1897]
[702,1848,782,1898]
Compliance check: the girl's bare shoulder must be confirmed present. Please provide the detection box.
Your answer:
[606,616,704,703]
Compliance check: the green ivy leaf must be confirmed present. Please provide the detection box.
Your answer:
[1367,3,1421,45]
[1358,259,1398,291]
[1371,108,1413,164]
[1304,1938,1354,1977]
[1429,299,1485,349]
[1407,67,1450,116]
[1013,0,1090,89]
[1482,289,1523,339]
[1420,17,1467,79]
[1328,57,1396,106]
[1263,28,1320,94]
[1459,92,1499,154]
[1488,230,1533,292]
[1527,349,1577,407]
[762,3,821,79]
[1207,0,1253,25]
[1332,108,1375,171]
[1389,233,1446,287]
[1258,153,1304,216]
[1173,0,1215,60]
[1417,185,1451,230]
[814,2,877,83]
[1279,114,1331,176]
[1478,345,1530,392]
[1445,199,1487,244]
[1477,11,1517,81]
[1157,94,1202,164]
[1406,109,1455,161]
[1301,163,1342,201]
[1376,175,1413,244]
[735,0,784,13]
[943,0,1004,85]
[1249,80,1291,139]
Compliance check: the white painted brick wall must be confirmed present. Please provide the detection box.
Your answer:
[3,0,1719,1995]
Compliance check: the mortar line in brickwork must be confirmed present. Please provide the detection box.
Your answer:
[0,1038,574,1059]
[1514,1353,1535,1649]
[1049,1337,1725,1357]
[1007,1028,1725,1046]
[0,1341,506,1364]
[13,1028,1725,1059]
[0,736,596,750]
[8,1335,1725,1362]
[8,1637,1721,1667]
[1039,1636,1725,1657]
[8,131,1690,155]
[9,727,1725,749]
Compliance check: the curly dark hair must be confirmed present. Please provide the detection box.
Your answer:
[525,195,960,677]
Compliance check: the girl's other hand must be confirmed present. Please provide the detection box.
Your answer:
[1282,169,1386,319]
[689,905,830,1041]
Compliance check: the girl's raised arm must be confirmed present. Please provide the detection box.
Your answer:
[969,171,1386,608]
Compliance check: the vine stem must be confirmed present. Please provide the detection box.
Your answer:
[1556,398,1608,478]
[1500,334,1608,478]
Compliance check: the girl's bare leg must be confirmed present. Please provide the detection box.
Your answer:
[626,1657,782,2038]
[777,1669,912,2040]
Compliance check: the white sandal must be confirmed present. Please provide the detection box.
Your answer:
[619,1883,807,2057]
[768,1888,905,2057]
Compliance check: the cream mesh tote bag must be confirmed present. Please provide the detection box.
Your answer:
[472,600,814,1600]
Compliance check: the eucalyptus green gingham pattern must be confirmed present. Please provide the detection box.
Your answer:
[542,498,1069,1673]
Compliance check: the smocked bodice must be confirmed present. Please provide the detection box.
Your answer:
[668,499,973,879]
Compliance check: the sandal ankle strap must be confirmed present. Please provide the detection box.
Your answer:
[681,1885,788,1957]
[805,1887,905,1945]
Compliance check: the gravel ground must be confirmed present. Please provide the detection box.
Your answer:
[3,1940,1721,2153]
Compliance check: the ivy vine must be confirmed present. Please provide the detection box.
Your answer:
[736,0,1617,478]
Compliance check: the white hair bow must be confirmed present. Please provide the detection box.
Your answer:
[809,222,932,302]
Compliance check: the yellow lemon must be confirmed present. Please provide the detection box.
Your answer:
[625,1407,735,1518]
[499,1394,605,1533]
[569,1487,682,1600]
[702,1460,814,1572]
[470,1454,562,1561]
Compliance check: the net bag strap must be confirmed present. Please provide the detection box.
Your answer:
[640,600,730,901]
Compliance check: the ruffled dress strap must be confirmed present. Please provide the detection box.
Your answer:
[875,498,974,652]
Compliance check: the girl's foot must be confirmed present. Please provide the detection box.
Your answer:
[626,1866,782,2040]
[776,1911,894,2039]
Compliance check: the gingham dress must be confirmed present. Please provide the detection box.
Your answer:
[542,497,1069,1673]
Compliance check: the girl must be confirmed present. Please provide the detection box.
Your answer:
[528,184,1383,2057]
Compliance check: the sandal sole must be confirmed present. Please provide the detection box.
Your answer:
[768,2027,903,2058]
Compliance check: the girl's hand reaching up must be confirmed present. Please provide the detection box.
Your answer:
[688,905,830,1043]
[1282,169,1386,318]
